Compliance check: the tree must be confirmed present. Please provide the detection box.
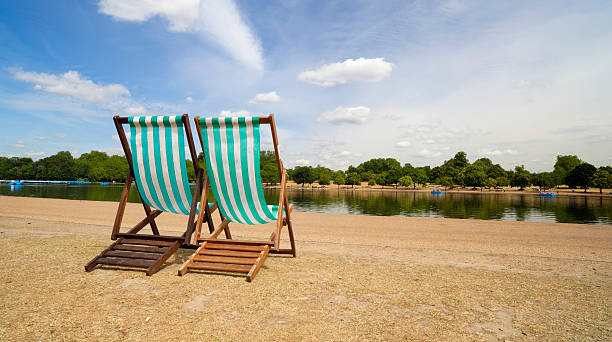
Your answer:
[368,178,376,186]
[398,175,413,188]
[318,172,331,186]
[553,155,581,185]
[450,151,469,169]
[410,168,428,189]
[292,166,314,187]
[565,162,596,192]
[332,172,345,188]
[439,176,454,189]
[484,177,497,188]
[590,169,612,194]
[461,164,487,187]
[531,172,555,190]
[511,165,531,189]
[346,172,361,188]
[473,158,493,171]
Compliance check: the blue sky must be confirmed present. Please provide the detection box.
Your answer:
[1,0,611,171]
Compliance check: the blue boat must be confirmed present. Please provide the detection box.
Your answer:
[431,190,444,195]
[100,182,109,186]
[538,193,556,197]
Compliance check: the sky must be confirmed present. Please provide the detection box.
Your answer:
[1,0,611,172]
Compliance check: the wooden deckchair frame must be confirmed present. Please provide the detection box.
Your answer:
[178,114,296,281]
[85,114,215,275]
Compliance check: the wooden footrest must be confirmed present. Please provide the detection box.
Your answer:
[85,237,181,276]
[179,239,270,282]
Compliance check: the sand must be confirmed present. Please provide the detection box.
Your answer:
[0,196,610,341]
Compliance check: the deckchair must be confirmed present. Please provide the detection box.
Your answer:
[178,114,296,281]
[85,114,214,276]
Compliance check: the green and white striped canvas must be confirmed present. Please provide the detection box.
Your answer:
[128,116,193,215]
[198,116,280,225]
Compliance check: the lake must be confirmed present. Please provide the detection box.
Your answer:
[1,183,611,225]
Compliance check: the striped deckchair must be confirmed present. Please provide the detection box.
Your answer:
[179,114,296,281]
[85,114,215,276]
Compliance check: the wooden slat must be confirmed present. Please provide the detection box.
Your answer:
[193,255,257,265]
[113,245,168,254]
[94,257,153,268]
[118,238,175,247]
[188,262,251,273]
[246,246,269,282]
[104,250,160,260]
[199,249,261,258]
[146,241,181,276]
[198,238,274,246]
[115,233,183,242]
[205,243,266,252]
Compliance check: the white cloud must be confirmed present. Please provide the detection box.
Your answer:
[417,149,441,158]
[10,69,130,105]
[125,106,146,115]
[112,134,120,142]
[98,0,200,32]
[38,136,48,141]
[55,133,67,138]
[338,151,361,157]
[185,96,193,103]
[317,106,370,125]
[24,151,45,157]
[479,149,519,156]
[298,58,393,86]
[395,141,411,148]
[98,0,263,71]
[295,159,310,165]
[219,109,251,117]
[9,141,25,148]
[249,91,282,104]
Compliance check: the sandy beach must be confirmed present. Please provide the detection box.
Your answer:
[0,196,610,341]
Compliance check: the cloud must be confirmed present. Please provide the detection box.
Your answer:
[125,106,146,115]
[395,141,411,148]
[98,0,200,32]
[98,0,263,71]
[479,149,519,156]
[249,91,281,104]
[298,58,393,86]
[54,133,67,138]
[9,141,25,148]
[185,96,193,103]
[24,151,45,157]
[317,106,370,125]
[38,137,48,141]
[219,109,251,117]
[10,69,130,105]
[295,159,310,165]
[417,149,441,158]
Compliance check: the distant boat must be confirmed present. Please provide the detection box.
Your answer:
[538,193,556,197]
[431,190,444,195]
[100,182,109,186]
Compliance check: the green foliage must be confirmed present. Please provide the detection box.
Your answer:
[565,162,596,191]
[531,172,555,189]
[398,175,413,188]
[553,155,581,185]
[346,172,361,188]
[484,177,497,188]
[332,171,346,187]
[260,151,280,184]
[439,176,454,189]
[368,178,376,186]
[461,164,487,187]
[292,166,315,186]
[511,165,531,189]
[318,172,331,186]
[590,169,612,193]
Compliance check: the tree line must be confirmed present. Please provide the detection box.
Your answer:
[288,152,612,193]
[2,150,611,193]
[0,150,281,184]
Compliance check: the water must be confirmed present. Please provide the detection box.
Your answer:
[1,183,611,225]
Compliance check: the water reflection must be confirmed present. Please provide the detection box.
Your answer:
[0,184,610,225]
